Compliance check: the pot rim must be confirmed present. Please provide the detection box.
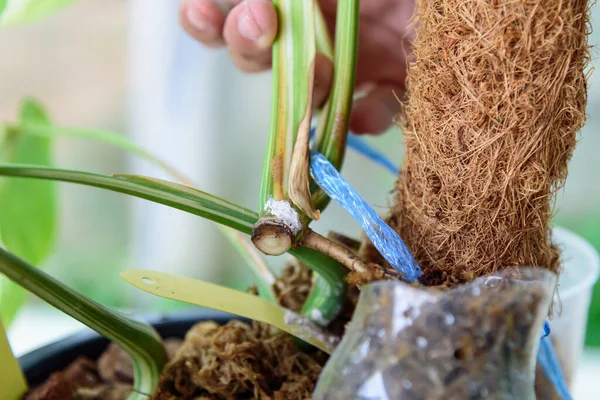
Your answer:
[553,226,600,300]
[18,309,242,387]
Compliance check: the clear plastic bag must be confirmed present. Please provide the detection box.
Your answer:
[314,268,556,400]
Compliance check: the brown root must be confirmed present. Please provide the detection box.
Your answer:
[391,0,590,285]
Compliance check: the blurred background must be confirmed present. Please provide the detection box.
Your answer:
[0,0,599,396]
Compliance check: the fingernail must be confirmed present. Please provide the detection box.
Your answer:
[186,2,213,33]
[238,5,263,42]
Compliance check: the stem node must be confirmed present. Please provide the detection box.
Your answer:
[252,199,301,256]
[251,218,295,256]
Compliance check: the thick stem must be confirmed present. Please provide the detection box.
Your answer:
[303,230,367,273]
[252,198,301,255]
[289,246,347,325]
[327,231,362,252]
[251,218,295,256]
[303,230,399,280]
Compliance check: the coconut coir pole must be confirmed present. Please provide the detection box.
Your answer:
[391,0,589,286]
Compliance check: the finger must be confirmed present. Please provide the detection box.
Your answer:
[313,53,334,109]
[223,0,278,72]
[229,50,272,72]
[349,86,404,135]
[179,0,234,47]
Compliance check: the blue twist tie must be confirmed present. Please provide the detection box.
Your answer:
[538,334,572,400]
[310,128,568,398]
[542,320,551,338]
[309,128,399,175]
[309,150,422,282]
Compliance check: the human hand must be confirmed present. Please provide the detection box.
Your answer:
[179,0,414,135]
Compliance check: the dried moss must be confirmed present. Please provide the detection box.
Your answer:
[153,320,327,399]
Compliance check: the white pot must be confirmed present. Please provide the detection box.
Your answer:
[550,227,600,385]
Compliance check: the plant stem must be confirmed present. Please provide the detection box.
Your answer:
[259,39,287,207]
[11,122,280,307]
[327,231,362,252]
[303,230,400,280]
[0,247,167,400]
[289,247,347,325]
[0,164,348,324]
[312,0,360,211]
[302,230,369,274]
[256,0,321,255]
[252,198,302,256]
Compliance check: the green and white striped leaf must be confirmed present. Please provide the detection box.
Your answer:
[0,165,258,234]
[0,164,346,324]
[0,246,167,400]
[260,0,318,220]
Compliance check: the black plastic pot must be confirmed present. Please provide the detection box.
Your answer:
[19,309,243,388]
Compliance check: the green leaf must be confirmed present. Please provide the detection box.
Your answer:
[260,0,317,212]
[0,99,57,325]
[0,164,348,324]
[0,246,167,399]
[17,125,282,309]
[0,0,76,26]
[0,165,258,234]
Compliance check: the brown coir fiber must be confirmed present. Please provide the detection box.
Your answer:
[391,0,590,285]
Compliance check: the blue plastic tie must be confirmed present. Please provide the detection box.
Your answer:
[542,320,551,338]
[310,128,567,398]
[309,150,422,282]
[309,128,399,175]
[538,334,572,400]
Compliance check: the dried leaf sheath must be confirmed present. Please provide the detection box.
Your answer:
[289,59,320,220]
[285,0,320,220]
